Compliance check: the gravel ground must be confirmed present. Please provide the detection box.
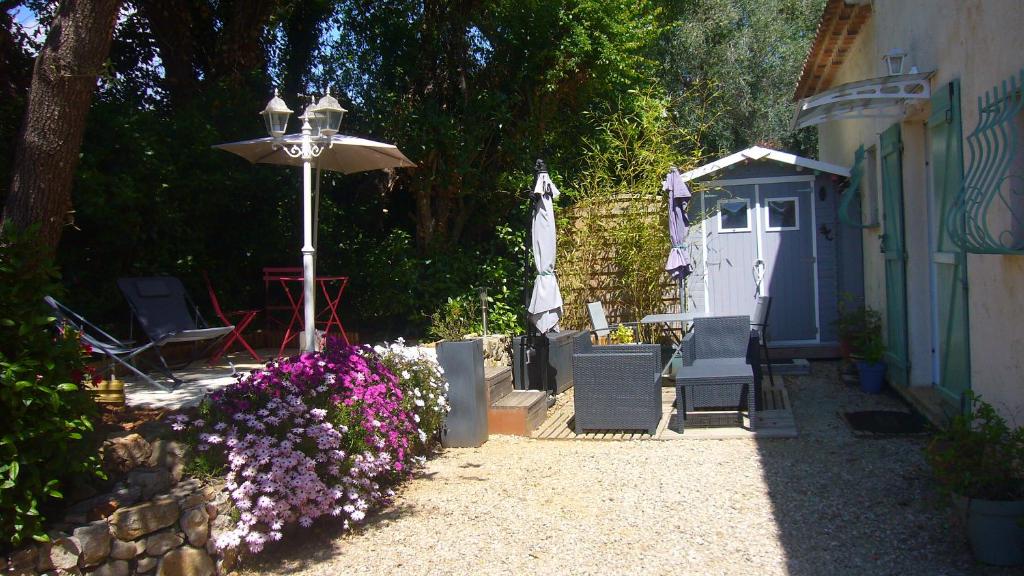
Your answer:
[241,362,1017,576]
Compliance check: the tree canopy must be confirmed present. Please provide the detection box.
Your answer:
[0,0,823,338]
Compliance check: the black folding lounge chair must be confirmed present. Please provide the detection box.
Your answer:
[117,276,234,385]
[44,296,176,392]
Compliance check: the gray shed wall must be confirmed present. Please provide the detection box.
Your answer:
[683,158,863,344]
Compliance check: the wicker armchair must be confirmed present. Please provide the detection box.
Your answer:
[572,332,662,434]
[674,315,756,432]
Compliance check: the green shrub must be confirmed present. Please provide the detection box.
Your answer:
[0,228,102,550]
[926,393,1024,501]
[427,296,478,342]
[609,324,636,344]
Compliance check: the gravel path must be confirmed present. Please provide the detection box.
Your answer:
[241,362,1016,576]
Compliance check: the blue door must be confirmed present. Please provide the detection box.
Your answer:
[702,185,759,317]
[759,183,818,342]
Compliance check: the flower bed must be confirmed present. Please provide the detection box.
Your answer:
[171,336,448,555]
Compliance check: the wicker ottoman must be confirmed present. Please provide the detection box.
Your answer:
[674,359,755,432]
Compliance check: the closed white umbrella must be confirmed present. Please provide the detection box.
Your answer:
[528,169,562,333]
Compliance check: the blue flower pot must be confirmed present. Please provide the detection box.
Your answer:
[855,360,886,394]
[965,498,1024,566]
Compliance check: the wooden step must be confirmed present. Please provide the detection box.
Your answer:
[488,390,548,436]
[485,366,513,404]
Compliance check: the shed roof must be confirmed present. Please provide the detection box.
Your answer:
[679,146,850,183]
[793,0,873,101]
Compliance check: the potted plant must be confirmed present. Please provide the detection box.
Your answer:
[926,394,1024,566]
[845,305,885,393]
[834,292,869,359]
[852,309,885,393]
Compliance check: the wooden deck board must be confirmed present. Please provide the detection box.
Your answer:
[531,376,797,440]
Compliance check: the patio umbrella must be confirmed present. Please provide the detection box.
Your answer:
[215,133,415,250]
[215,133,413,350]
[664,167,693,311]
[528,167,563,333]
[214,134,414,174]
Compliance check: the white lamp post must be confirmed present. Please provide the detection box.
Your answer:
[260,87,347,352]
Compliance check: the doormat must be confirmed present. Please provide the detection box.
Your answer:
[841,410,930,437]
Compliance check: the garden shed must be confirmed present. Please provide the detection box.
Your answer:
[681,146,862,353]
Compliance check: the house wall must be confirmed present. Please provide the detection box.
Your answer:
[815,0,1024,417]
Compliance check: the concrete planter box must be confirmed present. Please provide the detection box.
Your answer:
[512,330,580,395]
[436,339,488,448]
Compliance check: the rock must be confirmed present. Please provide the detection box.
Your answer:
[64,512,90,525]
[73,522,112,567]
[169,461,186,483]
[37,541,56,572]
[89,559,130,576]
[127,467,173,500]
[108,498,180,541]
[110,484,143,508]
[217,545,238,574]
[88,498,121,521]
[146,532,184,556]
[0,556,7,571]
[136,556,159,573]
[108,539,138,561]
[180,506,210,547]
[169,480,205,509]
[102,434,153,475]
[204,503,218,521]
[47,537,82,572]
[156,546,215,576]
[148,439,187,471]
[478,334,511,367]
[68,481,99,504]
[10,546,39,574]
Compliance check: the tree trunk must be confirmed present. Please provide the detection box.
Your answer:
[137,0,200,106]
[2,0,122,249]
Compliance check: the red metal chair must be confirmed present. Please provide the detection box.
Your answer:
[203,272,262,364]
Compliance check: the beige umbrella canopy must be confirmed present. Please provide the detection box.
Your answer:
[214,134,414,173]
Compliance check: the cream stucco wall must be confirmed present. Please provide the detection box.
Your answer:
[815,0,1024,418]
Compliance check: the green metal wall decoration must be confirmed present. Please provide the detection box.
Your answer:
[838,145,872,228]
[949,68,1024,254]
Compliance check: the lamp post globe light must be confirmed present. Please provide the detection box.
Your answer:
[260,87,347,352]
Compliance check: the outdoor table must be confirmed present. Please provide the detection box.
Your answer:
[639,311,708,344]
[264,270,350,355]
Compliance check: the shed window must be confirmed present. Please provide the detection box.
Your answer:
[766,198,799,231]
[718,199,750,232]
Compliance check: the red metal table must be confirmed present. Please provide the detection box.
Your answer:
[264,270,349,356]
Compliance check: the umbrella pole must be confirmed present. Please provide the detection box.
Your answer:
[528,159,553,397]
[519,175,534,391]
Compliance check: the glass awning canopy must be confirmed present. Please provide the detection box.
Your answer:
[791,72,932,129]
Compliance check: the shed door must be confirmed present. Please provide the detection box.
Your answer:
[928,79,970,403]
[703,185,758,317]
[759,183,818,342]
[881,123,910,387]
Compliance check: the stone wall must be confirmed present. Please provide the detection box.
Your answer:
[2,433,235,576]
